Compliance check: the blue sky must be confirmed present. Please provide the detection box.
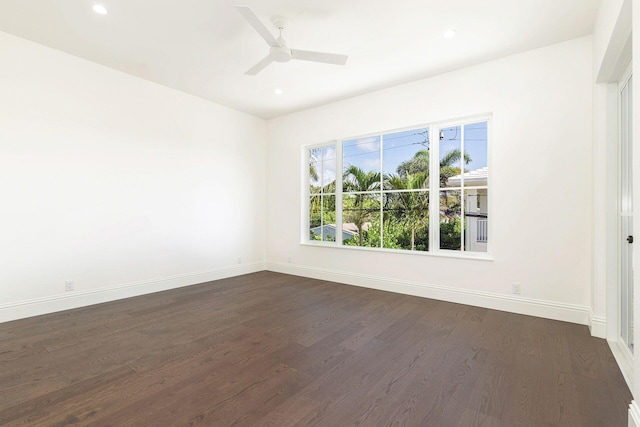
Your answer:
[440,122,488,173]
[343,121,487,177]
[310,121,487,188]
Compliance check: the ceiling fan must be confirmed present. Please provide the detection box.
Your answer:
[235,5,348,75]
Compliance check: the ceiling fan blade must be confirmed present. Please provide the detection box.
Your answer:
[245,55,274,75]
[290,49,348,65]
[235,5,281,48]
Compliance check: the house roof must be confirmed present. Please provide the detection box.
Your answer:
[311,224,355,237]
[342,223,370,233]
[311,223,369,235]
[447,167,488,186]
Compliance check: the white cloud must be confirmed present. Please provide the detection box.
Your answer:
[321,147,337,185]
[363,157,380,170]
[356,136,380,153]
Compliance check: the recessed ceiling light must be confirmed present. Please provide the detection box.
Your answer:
[443,29,456,39]
[274,87,283,95]
[93,4,108,15]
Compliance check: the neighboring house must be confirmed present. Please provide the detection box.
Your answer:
[310,222,369,241]
[447,167,488,252]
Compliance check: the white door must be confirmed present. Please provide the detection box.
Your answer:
[620,69,633,353]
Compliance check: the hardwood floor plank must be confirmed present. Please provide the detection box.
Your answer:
[567,324,605,381]
[516,315,546,360]
[375,327,489,425]
[466,359,513,418]
[21,338,244,425]
[286,338,398,425]
[184,364,311,427]
[0,366,136,426]
[338,301,418,351]
[488,313,524,363]
[337,321,447,426]
[543,319,574,372]
[458,408,503,427]
[499,352,543,427]
[574,374,629,427]
[534,368,583,426]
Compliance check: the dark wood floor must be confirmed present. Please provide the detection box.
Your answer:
[0,271,631,426]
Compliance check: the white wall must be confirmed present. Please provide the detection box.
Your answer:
[0,31,267,321]
[267,37,594,324]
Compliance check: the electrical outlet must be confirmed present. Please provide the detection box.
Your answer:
[237,257,242,264]
[288,255,291,263]
[65,281,75,292]
[512,283,521,295]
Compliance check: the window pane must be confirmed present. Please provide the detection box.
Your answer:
[322,195,336,241]
[321,146,337,194]
[463,189,488,252]
[309,195,322,240]
[440,190,462,250]
[343,193,380,247]
[463,122,488,176]
[462,122,488,252]
[383,128,430,189]
[309,148,321,194]
[309,195,337,242]
[440,125,462,188]
[343,136,381,192]
[309,146,337,195]
[383,190,429,251]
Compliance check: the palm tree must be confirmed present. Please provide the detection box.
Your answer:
[393,148,472,249]
[438,149,471,229]
[343,165,381,246]
[397,149,429,177]
[396,148,471,184]
[439,149,471,186]
[386,172,429,250]
[309,148,320,184]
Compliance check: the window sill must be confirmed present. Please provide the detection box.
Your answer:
[299,241,494,261]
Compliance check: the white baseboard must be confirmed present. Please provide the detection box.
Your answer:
[609,338,634,392]
[266,262,591,327]
[3,261,601,336]
[629,401,640,427]
[0,262,266,323]
[589,310,607,339]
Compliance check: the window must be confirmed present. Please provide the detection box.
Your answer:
[306,117,489,256]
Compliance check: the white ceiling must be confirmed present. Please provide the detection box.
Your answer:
[0,0,599,119]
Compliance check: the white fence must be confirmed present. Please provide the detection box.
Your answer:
[476,219,488,243]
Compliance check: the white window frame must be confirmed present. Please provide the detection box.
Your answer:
[303,114,492,260]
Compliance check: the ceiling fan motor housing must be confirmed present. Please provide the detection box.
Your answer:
[270,39,291,62]
[270,17,290,62]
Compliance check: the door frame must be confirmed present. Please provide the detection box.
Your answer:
[619,62,634,360]
[607,60,634,390]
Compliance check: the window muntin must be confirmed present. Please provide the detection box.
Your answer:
[305,117,489,256]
